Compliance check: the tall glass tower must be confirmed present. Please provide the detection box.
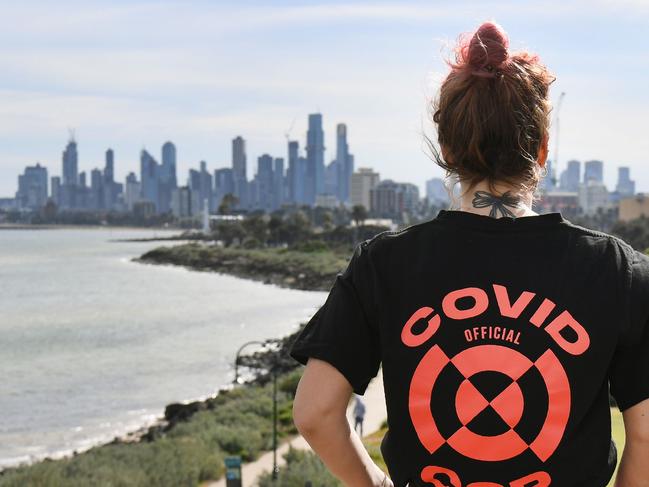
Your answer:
[306,113,325,205]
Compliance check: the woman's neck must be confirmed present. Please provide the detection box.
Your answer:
[457,180,537,218]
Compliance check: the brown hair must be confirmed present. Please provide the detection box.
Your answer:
[428,21,556,203]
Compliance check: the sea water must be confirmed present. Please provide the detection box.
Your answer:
[0,228,326,469]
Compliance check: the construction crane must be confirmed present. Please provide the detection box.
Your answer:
[284,117,296,143]
[551,92,566,188]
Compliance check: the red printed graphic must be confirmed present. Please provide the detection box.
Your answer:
[409,344,571,463]
[421,465,462,487]
[418,467,552,486]
[403,284,584,485]
[509,471,551,486]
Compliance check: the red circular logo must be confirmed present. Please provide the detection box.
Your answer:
[409,344,571,462]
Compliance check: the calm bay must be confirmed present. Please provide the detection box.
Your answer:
[0,228,326,469]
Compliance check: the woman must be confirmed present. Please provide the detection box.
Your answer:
[289,21,649,486]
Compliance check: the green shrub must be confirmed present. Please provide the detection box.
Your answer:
[0,371,300,487]
[290,239,329,253]
[256,446,342,487]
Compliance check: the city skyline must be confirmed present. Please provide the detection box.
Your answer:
[1,1,648,196]
[11,116,638,220]
[11,111,369,216]
[8,127,639,200]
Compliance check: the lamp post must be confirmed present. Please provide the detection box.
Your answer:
[232,339,281,481]
[271,359,279,481]
[233,340,266,385]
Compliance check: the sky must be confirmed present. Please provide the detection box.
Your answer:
[1,0,648,197]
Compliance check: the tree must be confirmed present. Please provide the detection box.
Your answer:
[215,220,246,247]
[242,214,268,246]
[268,213,284,246]
[321,210,334,231]
[218,193,239,215]
[351,204,368,228]
[281,210,312,246]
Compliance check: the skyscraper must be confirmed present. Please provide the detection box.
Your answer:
[62,137,78,186]
[584,160,604,184]
[296,156,307,205]
[78,171,89,209]
[189,169,201,194]
[199,160,213,212]
[325,159,339,197]
[306,113,325,205]
[425,177,450,205]
[51,176,61,206]
[232,136,247,209]
[104,149,114,183]
[140,149,160,210]
[159,141,178,213]
[214,168,234,211]
[336,123,353,204]
[59,137,79,209]
[16,163,48,210]
[560,160,580,192]
[616,167,636,197]
[273,157,284,210]
[90,168,103,209]
[171,186,200,218]
[287,140,300,204]
[161,142,177,181]
[256,154,274,211]
[125,172,141,211]
[103,148,117,209]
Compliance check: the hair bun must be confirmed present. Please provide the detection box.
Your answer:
[466,21,509,75]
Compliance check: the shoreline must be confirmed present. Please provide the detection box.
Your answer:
[0,412,161,471]
[0,240,333,482]
[0,223,184,231]
[0,321,303,475]
[135,242,348,292]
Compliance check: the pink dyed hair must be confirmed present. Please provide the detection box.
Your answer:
[429,21,556,199]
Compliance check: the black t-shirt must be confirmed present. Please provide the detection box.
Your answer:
[289,209,649,487]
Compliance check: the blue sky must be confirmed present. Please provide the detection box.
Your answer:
[1,0,648,197]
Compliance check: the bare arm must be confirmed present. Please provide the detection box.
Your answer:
[615,398,649,487]
[292,357,393,487]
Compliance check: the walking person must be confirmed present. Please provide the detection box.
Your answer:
[353,395,366,438]
[289,21,649,487]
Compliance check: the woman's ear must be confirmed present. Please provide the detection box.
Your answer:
[537,132,549,166]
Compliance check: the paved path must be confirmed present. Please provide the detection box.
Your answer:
[206,367,387,487]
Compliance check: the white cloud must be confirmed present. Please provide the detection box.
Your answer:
[0,0,647,196]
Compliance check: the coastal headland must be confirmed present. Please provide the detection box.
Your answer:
[135,242,350,292]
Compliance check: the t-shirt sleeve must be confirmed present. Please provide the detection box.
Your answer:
[609,249,649,412]
[288,240,382,396]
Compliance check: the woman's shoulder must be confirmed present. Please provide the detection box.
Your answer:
[361,218,438,252]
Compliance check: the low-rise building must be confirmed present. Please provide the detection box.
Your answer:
[619,194,649,222]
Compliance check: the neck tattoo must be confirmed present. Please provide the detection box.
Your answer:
[471,190,523,218]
